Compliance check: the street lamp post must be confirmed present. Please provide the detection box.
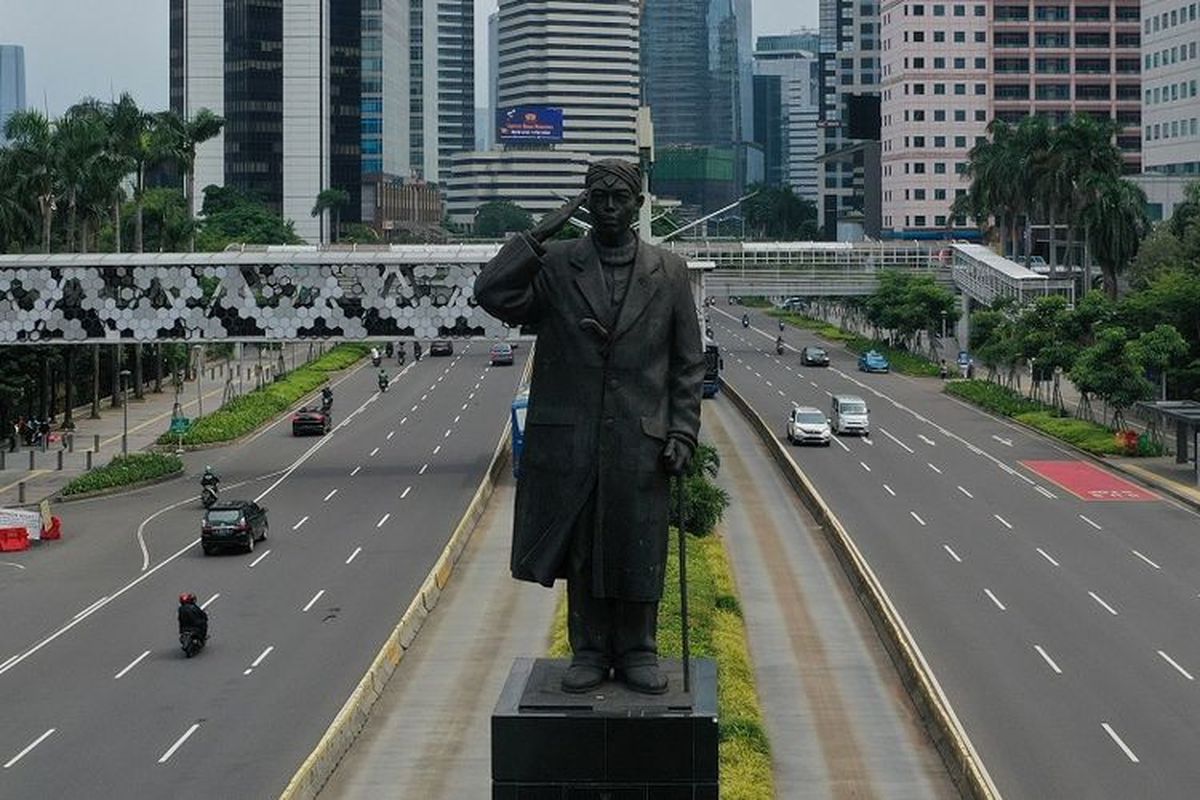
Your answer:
[940,309,947,339]
[119,369,131,456]
[193,345,204,417]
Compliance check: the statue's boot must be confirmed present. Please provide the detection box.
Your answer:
[620,663,668,695]
[561,662,607,693]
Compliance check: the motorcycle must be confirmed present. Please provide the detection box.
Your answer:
[201,484,218,509]
[371,355,382,368]
[180,629,206,658]
[742,314,750,328]
[378,376,389,393]
[776,341,785,356]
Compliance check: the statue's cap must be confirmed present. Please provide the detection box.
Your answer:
[585,159,641,193]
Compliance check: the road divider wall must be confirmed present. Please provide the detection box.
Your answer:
[721,380,1001,800]
[278,350,532,800]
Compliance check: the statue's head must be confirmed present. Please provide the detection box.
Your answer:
[585,159,643,242]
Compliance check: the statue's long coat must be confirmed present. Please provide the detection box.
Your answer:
[474,233,704,602]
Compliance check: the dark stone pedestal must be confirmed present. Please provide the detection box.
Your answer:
[492,657,718,799]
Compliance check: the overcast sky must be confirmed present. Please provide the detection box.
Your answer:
[0,0,818,117]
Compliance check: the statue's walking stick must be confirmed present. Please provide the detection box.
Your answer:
[675,474,690,694]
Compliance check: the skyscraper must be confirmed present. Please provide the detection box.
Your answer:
[170,0,361,243]
[0,45,26,144]
[754,34,821,203]
[1141,1,1200,176]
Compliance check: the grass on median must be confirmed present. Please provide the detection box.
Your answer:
[157,343,369,447]
[61,452,184,496]
[548,531,775,800]
[768,310,941,377]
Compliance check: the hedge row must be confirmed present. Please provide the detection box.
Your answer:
[157,344,369,446]
[770,310,941,377]
[61,452,183,496]
[549,532,774,799]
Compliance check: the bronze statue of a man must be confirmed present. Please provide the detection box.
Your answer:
[474,159,704,694]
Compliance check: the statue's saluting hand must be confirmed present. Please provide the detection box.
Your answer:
[530,192,588,244]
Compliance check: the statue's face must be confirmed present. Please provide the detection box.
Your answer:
[587,176,642,239]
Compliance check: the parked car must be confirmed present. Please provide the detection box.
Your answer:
[786,406,832,446]
[858,350,890,373]
[489,342,515,366]
[830,394,869,436]
[201,500,269,555]
[800,346,830,367]
[291,407,331,436]
[430,340,454,357]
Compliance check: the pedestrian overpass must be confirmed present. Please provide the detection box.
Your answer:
[0,241,1072,345]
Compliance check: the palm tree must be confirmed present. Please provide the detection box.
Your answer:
[1081,174,1148,300]
[108,94,158,254]
[0,150,33,251]
[312,188,351,244]
[154,108,224,250]
[55,102,109,252]
[958,120,1023,256]
[1052,115,1122,286]
[4,109,57,252]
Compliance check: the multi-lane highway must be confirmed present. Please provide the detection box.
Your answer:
[714,306,1200,798]
[0,344,527,799]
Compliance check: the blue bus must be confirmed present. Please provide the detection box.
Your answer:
[702,340,722,398]
[510,388,530,478]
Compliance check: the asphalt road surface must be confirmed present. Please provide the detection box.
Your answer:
[0,344,528,799]
[713,306,1200,798]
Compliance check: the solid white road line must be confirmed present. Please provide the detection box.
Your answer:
[323,489,338,502]
[1035,486,1057,500]
[883,484,896,497]
[158,723,200,764]
[114,650,151,680]
[401,486,412,499]
[292,516,309,531]
[199,593,220,610]
[984,589,1007,611]
[1101,723,1139,763]
[918,434,937,447]
[957,485,974,498]
[928,463,943,474]
[376,513,390,528]
[1034,645,1063,675]
[880,428,915,454]
[369,447,380,457]
[943,544,963,563]
[1133,550,1162,570]
[1036,548,1061,567]
[994,514,1013,530]
[345,547,363,565]
[1089,591,1119,616]
[832,437,850,452]
[419,463,429,475]
[1080,514,1103,531]
[248,549,272,568]
[910,511,927,527]
[74,596,111,620]
[350,466,361,477]
[860,461,872,472]
[302,589,325,613]
[4,728,56,769]
[1158,650,1195,681]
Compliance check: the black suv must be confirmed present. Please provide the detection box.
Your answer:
[202,500,269,555]
[801,346,830,366]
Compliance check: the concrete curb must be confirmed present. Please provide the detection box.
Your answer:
[277,352,531,800]
[721,380,1001,800]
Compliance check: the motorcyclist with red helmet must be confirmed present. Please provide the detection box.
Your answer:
[178,593,208,643]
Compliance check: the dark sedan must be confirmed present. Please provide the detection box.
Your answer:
[201,500,269,555]
[430,340,454,357]
[800,346,830,366]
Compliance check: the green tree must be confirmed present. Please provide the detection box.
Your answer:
[339,222,381,244]
[864,271,958,352]
[195,185,302,250]
[312,187,351,243]
[4,109,58,252]
[1069,326,1154,429]
[742,184,819,241]
[1051,115,1122,282]
[153,108,224,250]
[1081,174,1149,300]
[474,200,534,237]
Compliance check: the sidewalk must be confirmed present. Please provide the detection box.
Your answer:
[0,342,319,508]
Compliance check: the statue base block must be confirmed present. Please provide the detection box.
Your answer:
[492,657,718,799]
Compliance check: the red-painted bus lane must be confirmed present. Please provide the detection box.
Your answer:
[1021,460,1160,502]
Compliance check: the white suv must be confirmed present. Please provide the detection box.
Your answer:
[786,406,832,447]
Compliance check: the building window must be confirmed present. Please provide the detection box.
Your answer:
[934,162,947,174]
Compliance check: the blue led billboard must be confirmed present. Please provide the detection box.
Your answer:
[497,106,565,143]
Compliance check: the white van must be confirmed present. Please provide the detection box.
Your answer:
[830,394,869,436]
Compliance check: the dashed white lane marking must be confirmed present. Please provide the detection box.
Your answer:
[248,549,272,568]
[4,728,56,769]
[433,445,442,455]
[345,547,363,565]
[1035,486,1057,500]
[243,645,274,675]
[1089,591,1119,616]
[350,466,361,477]
[400,417,408,425]
[387,431,395,440]
[114,650,151,680]
[994,514,1013,530]
[880,428,915,454]
[1080,514,1103,531]
[468,393,475,401]
[910,511,927,527]
[943,544,963,563]
[302,589,325,613]
[292,516,309,531]
[1158,650,1195,680]
[421,394,428,401]
[1133,550,1162,570]
[200,593,220,611]
[832,437,850,452]
[444,429,452,438]
[824,390,833,397]
[928,463,943,475]
[323,489,338,502]
[777,389,786,397]
[766,380,773,387]
[158,723,200,764]
[883,484,896,497]
[411,405,419,413]
[1101,723,1139,763]
[376,513,391,529]
[369,447,380,457]
[984,589,1007,611]
[918,434,937,446]
[461,403,469,411]
[811,381,819,389]
[454,415,461,424]
[401,486,412,499]
[957,485,974,498]
[860,461,871,472]
[1036,547,1061,567]
[1034,645,1063,675]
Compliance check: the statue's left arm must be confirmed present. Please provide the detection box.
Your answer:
[666,257,704,455]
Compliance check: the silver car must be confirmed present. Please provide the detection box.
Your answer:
[786,406,832,446]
